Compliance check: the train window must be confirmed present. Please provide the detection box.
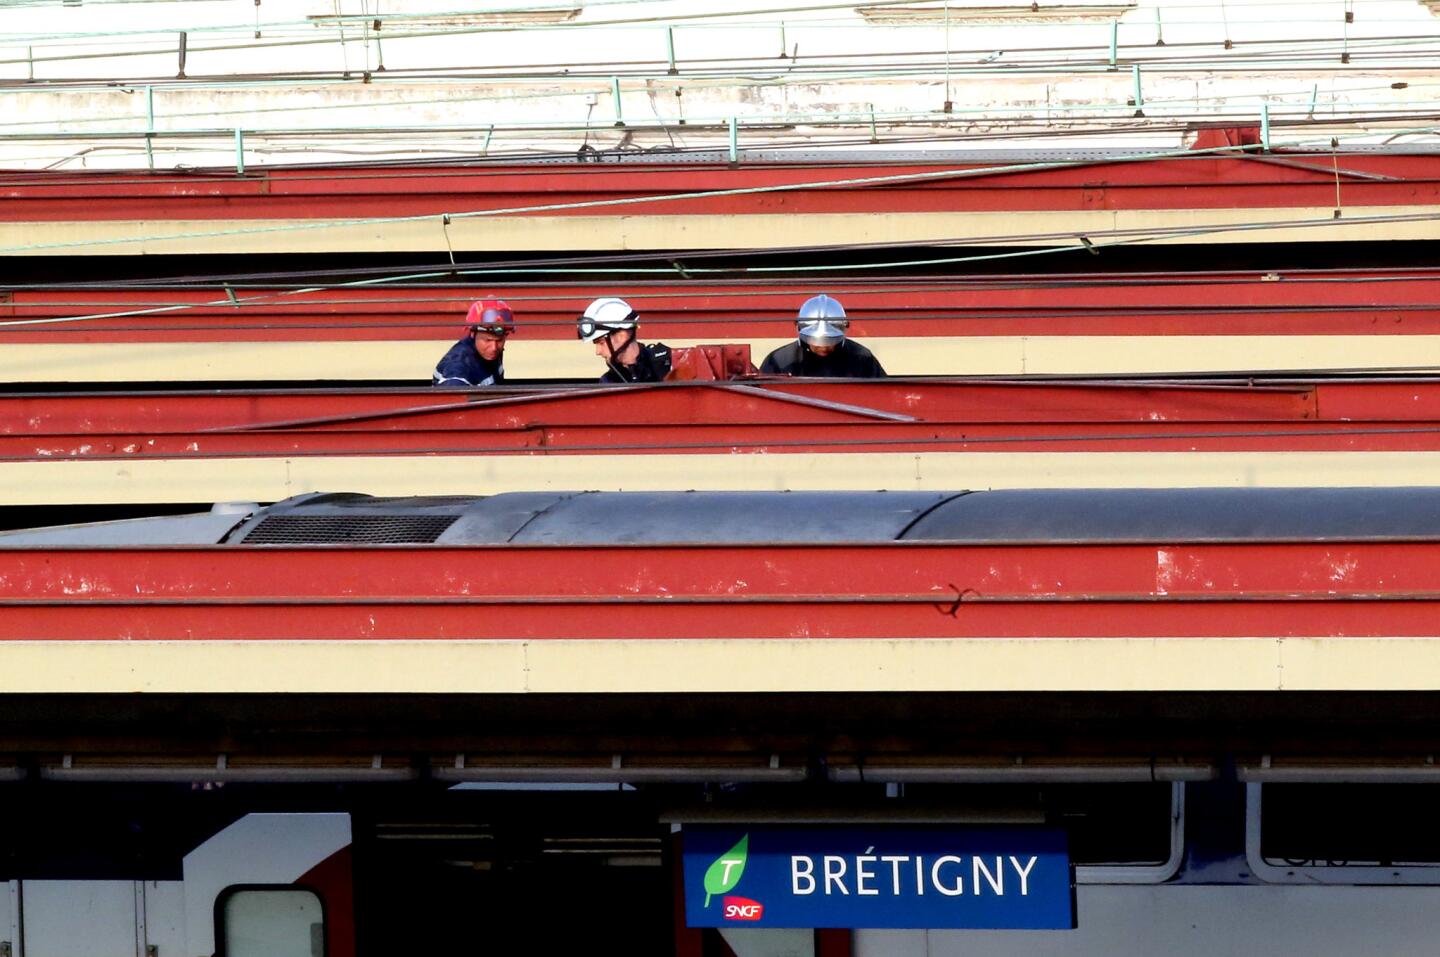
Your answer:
[219,887,325,957]
[1248,784,1440,884]
[1069,782,1183,883]
[893,782,1182,883]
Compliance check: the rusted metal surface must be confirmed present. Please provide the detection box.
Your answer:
[1,541,1438,640]
[7,378,1440,460]
[666,344,756,381]
[0,378,1326,434]
[12,423,1440,459]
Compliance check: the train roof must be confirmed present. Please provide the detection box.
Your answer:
[5,486,1440,546]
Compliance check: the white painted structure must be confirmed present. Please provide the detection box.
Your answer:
[0,0,1437,168]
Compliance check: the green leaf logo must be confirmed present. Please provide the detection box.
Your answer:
[702,834,749,907]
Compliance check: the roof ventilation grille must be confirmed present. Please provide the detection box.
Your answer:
[300,494,477,508]
[241,514,460,545]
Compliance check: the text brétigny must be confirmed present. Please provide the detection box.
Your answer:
[791,854,1039,897]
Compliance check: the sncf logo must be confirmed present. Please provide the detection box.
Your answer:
[723,896,765,921]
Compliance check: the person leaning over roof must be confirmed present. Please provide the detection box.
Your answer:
[760,294,886,378]
[432,297,516,387]
[577,296,673,383]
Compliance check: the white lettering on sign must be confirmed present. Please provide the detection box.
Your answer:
[823,855,850,895]
[932,856,964,896]
[881,855,907,894]
[974,856,1003,896]
[792,856,816,895]
[783,854,1042,898]
[1010,855,1037,895]
[725,901,764,920]
[855,849,879,896]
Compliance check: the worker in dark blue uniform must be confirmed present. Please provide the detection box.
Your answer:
[760,294,886,378]
[576,296,672,383]
[432,297,516,387]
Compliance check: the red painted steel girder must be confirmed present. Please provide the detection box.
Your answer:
[0,379,1337,435]
[5,600,1440,640]
[0,543,1433,599]
[1,156,1438,221]
[13,379,1440,459]
[3,542,1440,639]
[6,271,1440,344]
[12,421,1440,459]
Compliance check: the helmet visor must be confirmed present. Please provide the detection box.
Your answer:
[798,318,848,347]
[473,306,514,336]
[578,315,636,341]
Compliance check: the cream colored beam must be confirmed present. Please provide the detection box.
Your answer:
[5,451,1440,505]
[0,637,1438,693]
[6,335,1440,383]
[5,205,1439,255]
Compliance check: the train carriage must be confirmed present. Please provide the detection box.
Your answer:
[1,488,1440,955]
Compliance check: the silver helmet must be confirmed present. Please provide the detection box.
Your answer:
[796,294,848,348]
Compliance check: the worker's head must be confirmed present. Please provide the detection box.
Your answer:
[796,294,848,356]
[577,297,639,360]
[466,297,515,362]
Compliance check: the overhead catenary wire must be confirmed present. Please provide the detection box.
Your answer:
[4,94,1439,177]
[5,4,1440,384]
[11,265,1440,294]
[3,4,1438,173]
[10,104,1440,169]
[8,207,1440,328]
[0,142,1261,254]
[11,257,1440,292]
[0,0,1011,70]
[7,0,1420,47]
[13,31,1440,85]
[3,187,1438,264]
[2,133,1434,256]
[7,0,1440,94]
[12,299,1440,335]
[6,73,1437,135]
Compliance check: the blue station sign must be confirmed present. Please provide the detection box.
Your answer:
[682,826,1074,930]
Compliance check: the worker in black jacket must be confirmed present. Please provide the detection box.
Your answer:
[760,294,886,378]
[432,297,515,387]
[577,296,672,383]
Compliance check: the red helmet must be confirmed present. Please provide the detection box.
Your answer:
[466,297,515,337]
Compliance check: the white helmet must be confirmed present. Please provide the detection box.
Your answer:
[577,297,638,342]
[797,294,848,348]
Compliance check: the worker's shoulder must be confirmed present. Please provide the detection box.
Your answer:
[433,337,475,372]
[761,341,802,367]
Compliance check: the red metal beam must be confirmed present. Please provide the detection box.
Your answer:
[0,542,1433,599]
[2,542,1440,640]
[3,600,1438,640]
[1,156,1438,222]
[10,421,1440,459]
[7,379,1440,459]
[7,271,1440,344]
[0,379,1336,434]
